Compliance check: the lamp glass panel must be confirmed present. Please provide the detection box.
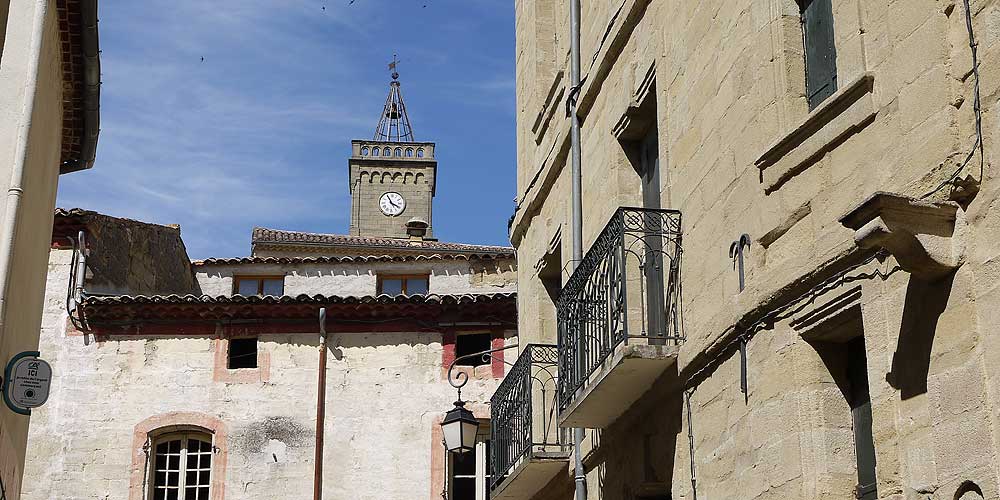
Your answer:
[443,420,463,452]
[461,420,479,451]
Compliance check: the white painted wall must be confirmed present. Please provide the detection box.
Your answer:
[196,259,517,297]
[24,249,516,500]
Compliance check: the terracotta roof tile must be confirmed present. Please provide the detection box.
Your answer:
[252,227,514,256]
[193,253,510,266]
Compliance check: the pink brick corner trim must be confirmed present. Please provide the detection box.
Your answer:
[129,412,228,500]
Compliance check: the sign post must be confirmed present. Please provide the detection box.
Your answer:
[3,351,51,415]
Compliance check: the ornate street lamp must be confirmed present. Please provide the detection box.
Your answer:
[441,400,479,454]
[441,343,519,454]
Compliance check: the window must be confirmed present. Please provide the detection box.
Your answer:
[384,147,392,156]
[801,0,838,109]
[227,338,258,369]
[234,276,284,297]
[372,147,380,157]
[377,274,429,296]
[455,333,492,367]
[416,148,425,158]
[846,336,877,500]
[395,147,403,157]
[150,432,213,500]
[361,146,369,156]
[406,148,414,157]
[448,427,491,500]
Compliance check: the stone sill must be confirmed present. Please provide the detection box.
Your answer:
[756,72,877,193]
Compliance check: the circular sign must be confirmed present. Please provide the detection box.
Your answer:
[9,356,51,409]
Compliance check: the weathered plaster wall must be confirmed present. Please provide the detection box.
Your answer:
[196,258,517,297]
[24,249,515,500]
[512,0,1000,499]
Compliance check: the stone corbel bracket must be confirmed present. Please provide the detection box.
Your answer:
[839,192,964,281]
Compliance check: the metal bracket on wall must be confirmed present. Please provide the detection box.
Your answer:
[739,336,748,404]
[729,234,751,292]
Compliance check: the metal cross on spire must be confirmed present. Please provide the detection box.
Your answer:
[374,54,415,142]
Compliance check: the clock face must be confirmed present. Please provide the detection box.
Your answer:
[379,192,406,216]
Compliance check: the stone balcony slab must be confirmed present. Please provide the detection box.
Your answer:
[558,343,678,429]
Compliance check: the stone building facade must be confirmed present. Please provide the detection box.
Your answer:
[24,74,516,500]
[0,0,100,496]
[499,1,1000,500]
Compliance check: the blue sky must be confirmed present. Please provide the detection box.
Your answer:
[57,0,516,259]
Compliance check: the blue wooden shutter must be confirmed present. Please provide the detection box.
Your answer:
[802,0,838,109]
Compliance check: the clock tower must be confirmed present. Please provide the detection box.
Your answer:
[348,65,437,239]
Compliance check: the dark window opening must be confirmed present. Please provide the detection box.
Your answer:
[455,333,493,367]
[801,0,838,109]
[228,338,258,369]
[847,336,877,500]
[812,324,877,500]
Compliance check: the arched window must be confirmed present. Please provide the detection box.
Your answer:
[361,146,369,156]
[372,147,380,157]
[416,148,425,158]
[405,148,414,157]
[394,147,403,157]
[150,432,213,500]
[384,147,392,157]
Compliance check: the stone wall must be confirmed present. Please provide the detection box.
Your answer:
[82,213,199,296]
[512,0,1000,499]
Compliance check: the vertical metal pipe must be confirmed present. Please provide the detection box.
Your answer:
[314,308,328,500]
[568,0,586,499]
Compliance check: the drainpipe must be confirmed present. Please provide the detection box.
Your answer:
[0,0,49,343]
[314,308,328,500]
[568,0,587,500]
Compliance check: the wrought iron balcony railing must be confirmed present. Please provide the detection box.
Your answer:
[490,344,564,490]
[556,207,683,413]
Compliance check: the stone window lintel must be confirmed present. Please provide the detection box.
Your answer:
[756,72,877,193]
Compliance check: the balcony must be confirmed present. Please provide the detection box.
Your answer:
[490,344,569,500]
[556,208,682,429]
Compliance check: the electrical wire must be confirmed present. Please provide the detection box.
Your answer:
[922,0,984,199]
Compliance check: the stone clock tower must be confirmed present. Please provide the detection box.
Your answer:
[348,67,437,239]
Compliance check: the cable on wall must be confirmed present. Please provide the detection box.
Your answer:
[922,0,985,199]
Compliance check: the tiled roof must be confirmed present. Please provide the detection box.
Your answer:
[252,227,514,256]
[193,253,510,266]
[80,292,518,329]
[54,207,96,217]
[57,0,101,173]
[84,292,516,306]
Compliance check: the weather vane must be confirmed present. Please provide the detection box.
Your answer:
[389,54,400,80]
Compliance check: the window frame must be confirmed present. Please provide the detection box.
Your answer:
[377,274,430,296]
[147,431,214,500]
[446,424,491,500]
[233,275,285,297]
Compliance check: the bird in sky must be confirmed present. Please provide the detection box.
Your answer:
[200,56,204,62]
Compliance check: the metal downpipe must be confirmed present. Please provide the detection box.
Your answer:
[314,308,328,500]
[568,0,586,499]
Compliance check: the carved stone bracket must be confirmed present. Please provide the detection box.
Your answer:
[839,192,963,281]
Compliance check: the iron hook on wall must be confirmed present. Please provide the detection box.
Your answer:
[729,234,751,293]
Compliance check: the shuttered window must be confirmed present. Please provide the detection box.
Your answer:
[801,0,838,109]
[847,336,878,500]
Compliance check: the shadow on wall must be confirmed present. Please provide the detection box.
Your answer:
[597,364,681,500]
[886,273,955,400]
